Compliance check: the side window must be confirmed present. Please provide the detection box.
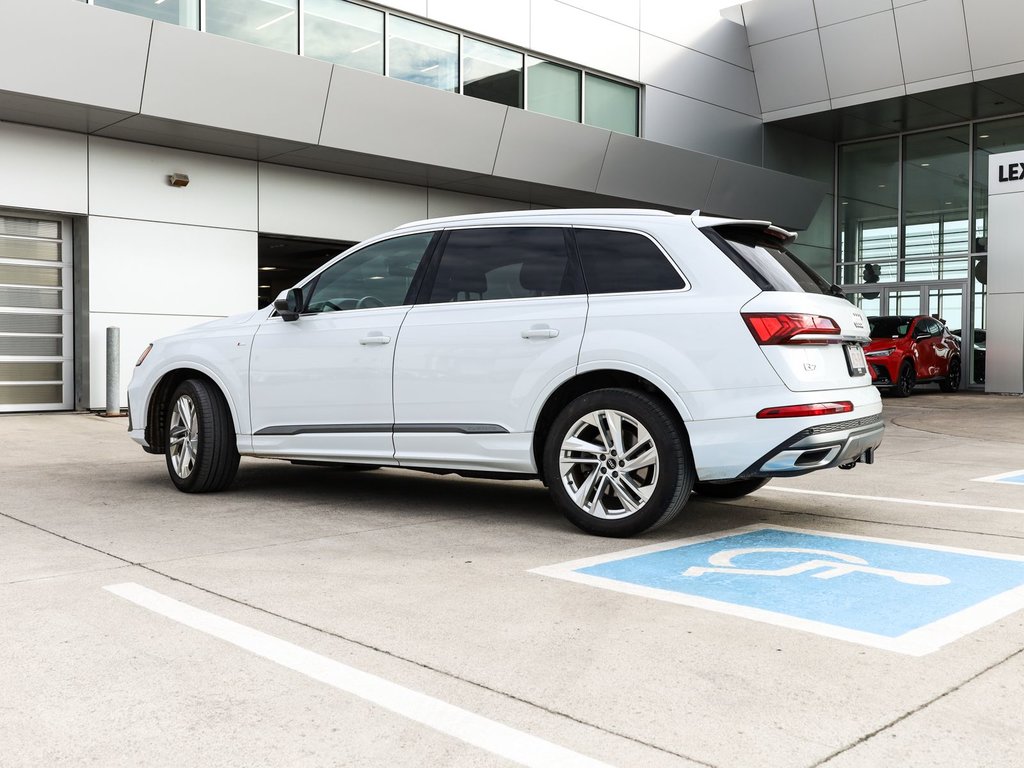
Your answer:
[427,227,571,303]
[304,232,435,313]
[574,229,684,294]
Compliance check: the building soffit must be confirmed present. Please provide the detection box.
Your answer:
[0,0,826,230]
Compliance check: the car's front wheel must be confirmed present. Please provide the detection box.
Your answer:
[165,378,240,493]
[894,360,916,397]
[939,356,962,392]
[543,388,694,537]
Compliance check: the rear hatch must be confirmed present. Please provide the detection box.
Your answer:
[700,218,872,392]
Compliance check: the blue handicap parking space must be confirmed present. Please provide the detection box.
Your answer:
[975,470,1024,485]
[532,525,1024,655]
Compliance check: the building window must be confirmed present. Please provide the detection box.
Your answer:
[93,0,199,26]
[584,73,638,136]
[463,38,523,109]
[526,57,581,123]
[837,137,899,288]
[973,116,1024,253]
[303,0,383,74]
[206,0,298,54]
[388,16,458,92]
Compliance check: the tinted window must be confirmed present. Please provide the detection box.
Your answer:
[574,229,683,294]
[428,228,571,303]
[304,233,434,313]
[709,225,831,295]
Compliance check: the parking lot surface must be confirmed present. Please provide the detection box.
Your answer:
[2,391,1023,767]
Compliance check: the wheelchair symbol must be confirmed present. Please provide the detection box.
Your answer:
[682,547,950,586]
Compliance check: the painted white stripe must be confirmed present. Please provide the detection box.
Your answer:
[973,469,1024,484]
[105,583,614,768]
[761,486,1024,515]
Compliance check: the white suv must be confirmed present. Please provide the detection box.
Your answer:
[128,210,882,537]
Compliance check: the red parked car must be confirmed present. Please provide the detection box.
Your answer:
[865,315,962,397]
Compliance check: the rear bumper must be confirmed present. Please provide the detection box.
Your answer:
[742,413,885,477]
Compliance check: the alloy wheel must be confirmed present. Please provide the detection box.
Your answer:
[558,408,660,519]
[168,394,199,479]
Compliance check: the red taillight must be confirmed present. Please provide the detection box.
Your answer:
[756,401,854,419]
[742,313,841,345]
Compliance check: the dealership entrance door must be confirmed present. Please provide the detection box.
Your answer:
[0,211,74,411]
[842,280,974,387]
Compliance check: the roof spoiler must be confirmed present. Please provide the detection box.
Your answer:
[690,210,797,246]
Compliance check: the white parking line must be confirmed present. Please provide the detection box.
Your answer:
[761,486,1024,515]
[105,583,614,768]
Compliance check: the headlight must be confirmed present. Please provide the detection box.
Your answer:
[135,343,153,366]
[865,347,895,358]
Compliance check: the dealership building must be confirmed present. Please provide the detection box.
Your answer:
[1,0,1023,412]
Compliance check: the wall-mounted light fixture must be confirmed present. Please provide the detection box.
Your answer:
[168,173,190,187]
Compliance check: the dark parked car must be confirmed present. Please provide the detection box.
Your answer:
[865,315,961,397]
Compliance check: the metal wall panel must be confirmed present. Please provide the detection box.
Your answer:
[142,23,332,144]
[819,13,904,99]
[984,293,1024,394]
[741,0,817,45]
[963,0,1024,71]
[426,189,530,219]
[640,1,752,69]
[813,0,893,27]
[595,133,719,210]
[557,0,640,27]
[0,0,150,113]
[319,66,507,176]
[492,109,610,191]
[640,34,761,117]
[0,122,88,215]
[643,87,762,166]
[705,161,829,231]
[428,0,531,48]
[895,0,972,86]
[88,138,258,230]
[258,164,428,243]
[750,31,830,113]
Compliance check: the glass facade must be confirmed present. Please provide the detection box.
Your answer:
[836,115,1024,387]
[303,0,383,74]
[84,0,641,136]
[206,0,298,53]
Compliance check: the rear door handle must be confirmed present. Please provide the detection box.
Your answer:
[521,327,559,339]
[359,333,391,345]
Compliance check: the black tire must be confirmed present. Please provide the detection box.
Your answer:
[542,388,694,537]
[894,360,916,398]
[939,356,962,392]
[165,378,240,493]
[693,477,770,499]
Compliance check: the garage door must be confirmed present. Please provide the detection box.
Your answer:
[0,212,73,412]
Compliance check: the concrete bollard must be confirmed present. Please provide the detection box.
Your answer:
[106,326,120,417]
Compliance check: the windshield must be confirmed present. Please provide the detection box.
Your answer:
[869,316,911,339]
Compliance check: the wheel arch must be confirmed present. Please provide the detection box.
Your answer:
[531,367,692,483]
[145,367,239,454]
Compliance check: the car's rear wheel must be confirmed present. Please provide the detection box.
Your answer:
[166,378,240,492]
[543,388,694,537]
[939,356,962,392]
[693,477,770,499]
[894,361,916,398]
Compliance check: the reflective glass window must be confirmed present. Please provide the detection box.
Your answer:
[903,127,970,268]
[837,138,899,286]
[94,0,198,26]
[388,16,458,92]
[206,0,298,53]
[303,0,383,74]
[576,230,683,294]
[304,233,435,313]
[428,228,571,303]
[463,38,523,108]
[526,58,580,122]
[973,117,1024,253]
[583,74,638,136]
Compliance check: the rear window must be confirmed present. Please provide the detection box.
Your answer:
[707,225,831,295]
[574,228,684,294]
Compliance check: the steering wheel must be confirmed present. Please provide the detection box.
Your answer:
[357,295,385,309]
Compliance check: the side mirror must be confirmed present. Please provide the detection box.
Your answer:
[273,288,303,322]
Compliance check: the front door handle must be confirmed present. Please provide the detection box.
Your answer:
[359,333,392,345]
[521,327,559,339]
